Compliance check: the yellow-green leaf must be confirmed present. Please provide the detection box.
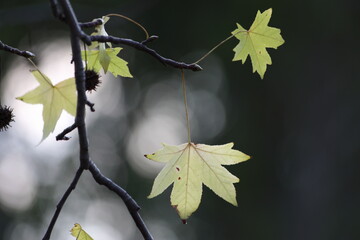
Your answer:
[146,142,250,221]
[70,223,94,240]
[232,8,284,78]
[16,70,76,142]
[82,47,133,78]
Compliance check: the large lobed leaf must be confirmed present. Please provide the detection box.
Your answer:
[232,8,284,78]
[16,70,76,142]
[146,142,250,221]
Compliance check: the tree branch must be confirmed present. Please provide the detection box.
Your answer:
[89,161,154,240]
[43,0,154,239]
[60,0,90,170]
[90,35,203,71]
[42,167,84,240]
[49,0,65,20]
[0,40,35,58]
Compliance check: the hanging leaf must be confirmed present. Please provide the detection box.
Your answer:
[70,223,94,240]
[82,16,133,78]
[146,142,250,221]
[82,47,133,78]
[232,8,284,78]
[16,70,76,142]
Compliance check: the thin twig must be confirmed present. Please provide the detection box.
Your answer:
[141,35,159,45]
[86,100,95,112]
[79,19,103,28]
[56,123,77,140]
[0,41,35,58]
[90,35,202,71]
[89,161,154,240]
[42,167,84,240]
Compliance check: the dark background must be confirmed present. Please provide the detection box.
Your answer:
[1,0,360,239]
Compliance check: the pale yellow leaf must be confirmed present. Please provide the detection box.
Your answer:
[232,8,284,78]
[146,142,250,220]
[16,70,77,142]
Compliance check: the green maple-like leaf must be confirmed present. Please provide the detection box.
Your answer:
[16,70,76,142]
[232,8,284,78]
[82,16,133,78]
[70,223,94,240]
[146,142,250,221]
[82,47,133,78]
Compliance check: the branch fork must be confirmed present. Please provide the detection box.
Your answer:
[45,0,206,239]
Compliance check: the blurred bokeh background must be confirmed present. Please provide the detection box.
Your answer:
[0,0,359,239]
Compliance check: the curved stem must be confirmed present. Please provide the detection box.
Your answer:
[27,59,53,86]
[105,13,149,40]
[192,29,246,64]
[181,70,191,143]
[193,35,235,64]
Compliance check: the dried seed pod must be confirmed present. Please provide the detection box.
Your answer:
[85,69,101,92]
[0,105,14,131]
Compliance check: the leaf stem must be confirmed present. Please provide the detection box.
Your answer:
[192,29,246,64]
[181,70,191,143]
[105,13,150,40]
[0,56,2,103]
[193,35,234,64]
[27,58,53,86]
[83,41,88,70]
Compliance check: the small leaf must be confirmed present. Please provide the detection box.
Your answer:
[16,70,77,142]
[232,8,284,78]
[82,47,133,78]
[83,16,132,78]
[146,142,250,221]
[70,223,94,240]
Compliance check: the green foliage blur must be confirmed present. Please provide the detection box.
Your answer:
[1,0,360,239]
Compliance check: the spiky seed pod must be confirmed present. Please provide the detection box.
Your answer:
[0,105,14,132]
[85,70,101,92]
